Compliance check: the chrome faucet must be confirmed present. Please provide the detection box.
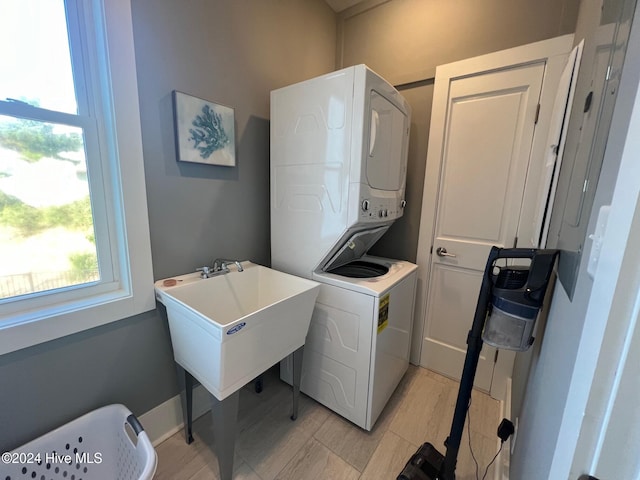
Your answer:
[196,259,243,279]
[196,265,220,278]
[213,258,244,273]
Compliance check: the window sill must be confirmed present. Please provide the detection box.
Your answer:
[0,282,155,355]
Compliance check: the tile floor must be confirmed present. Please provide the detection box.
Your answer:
[154,365,501,480]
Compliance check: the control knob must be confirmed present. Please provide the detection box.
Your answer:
[361,199,370,211]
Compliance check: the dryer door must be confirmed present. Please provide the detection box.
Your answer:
[366,90,409,191]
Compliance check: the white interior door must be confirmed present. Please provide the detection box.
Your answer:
[413,37,575,398]
[421,63,545,392]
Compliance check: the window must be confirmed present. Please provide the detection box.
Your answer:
[1,2,102,299]
[0,0,154,354]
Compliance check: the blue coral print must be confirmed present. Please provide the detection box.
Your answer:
[188,105,230,159]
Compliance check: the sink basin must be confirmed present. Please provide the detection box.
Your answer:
[155,262,320,400]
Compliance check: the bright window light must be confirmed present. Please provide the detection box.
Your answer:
[0,0,154,354]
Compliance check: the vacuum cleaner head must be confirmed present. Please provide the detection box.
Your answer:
[397,443,444,480]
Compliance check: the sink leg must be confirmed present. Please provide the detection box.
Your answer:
[291,346,304,421]
[254,375,264,394]
[184,369,195,444]
[211,391,239,480]
[177,364,195,444]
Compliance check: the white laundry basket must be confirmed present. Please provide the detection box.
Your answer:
[1,404,157,480]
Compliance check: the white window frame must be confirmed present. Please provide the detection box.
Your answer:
[0,0,154,355]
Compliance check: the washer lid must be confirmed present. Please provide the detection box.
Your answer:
[321,226,389,272]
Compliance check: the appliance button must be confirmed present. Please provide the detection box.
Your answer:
[383,209,389,217]
[378,210,384,218]
[362,200,370,211]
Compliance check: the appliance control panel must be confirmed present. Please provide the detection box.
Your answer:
[359,196,405,222]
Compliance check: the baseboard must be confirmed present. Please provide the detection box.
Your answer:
[138,384,212,446]
[495,377,512,480]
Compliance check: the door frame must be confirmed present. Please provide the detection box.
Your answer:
[412,35,574,399]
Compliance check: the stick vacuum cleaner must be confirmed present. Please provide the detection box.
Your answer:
[398,247,558,480]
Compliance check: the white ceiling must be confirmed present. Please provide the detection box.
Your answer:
[324,0,367,12]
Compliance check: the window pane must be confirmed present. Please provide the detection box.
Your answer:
[0,0,77,114]
[0,115,99,299]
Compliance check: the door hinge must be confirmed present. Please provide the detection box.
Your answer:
[513,236,518,248]
[534,103,541,124]
[494,350,499,363]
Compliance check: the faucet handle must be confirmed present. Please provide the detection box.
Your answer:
[196,266,212,278]
[212,258,243,272]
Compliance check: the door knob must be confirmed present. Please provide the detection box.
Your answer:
[436,247,456,258]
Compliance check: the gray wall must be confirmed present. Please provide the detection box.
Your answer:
[510,0,639,476]
[0,0,335,452]
[134,0,336,279]
[0,310,176,451]
[338,0,579,86]
[343,0,579,263]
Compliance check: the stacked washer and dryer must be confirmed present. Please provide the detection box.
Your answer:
[270,65,417,431]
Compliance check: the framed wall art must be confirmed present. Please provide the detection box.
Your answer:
[172,90,236,166]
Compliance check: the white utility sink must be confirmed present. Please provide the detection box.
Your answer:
[155,262,320,400]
